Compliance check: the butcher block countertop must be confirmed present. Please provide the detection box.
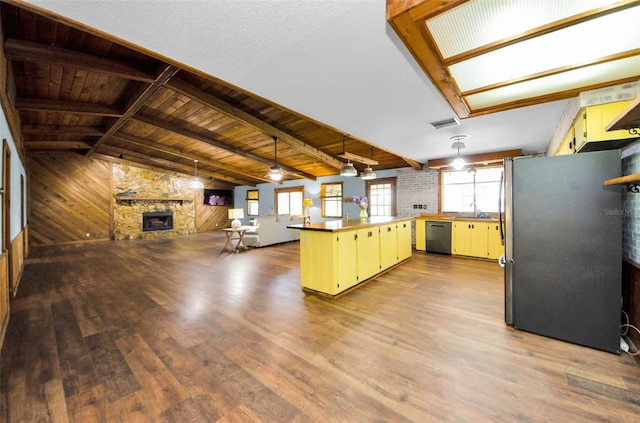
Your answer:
[288,216,413,232]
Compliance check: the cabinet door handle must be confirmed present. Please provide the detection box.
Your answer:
[387,227,392,232]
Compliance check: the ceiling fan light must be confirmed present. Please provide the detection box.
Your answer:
[360,166,376,180]
[268,167,284,181]
[340,161,357,177]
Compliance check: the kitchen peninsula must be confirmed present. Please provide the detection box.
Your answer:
[289,217,413,298]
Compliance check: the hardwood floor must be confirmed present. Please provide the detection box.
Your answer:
[2,232,640,422]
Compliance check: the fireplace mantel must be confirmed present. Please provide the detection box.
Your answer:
[115,195,193,203]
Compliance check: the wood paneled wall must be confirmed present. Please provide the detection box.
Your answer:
[0,251,7,349]
[9,229,25,296]
[623,259,640,362]
[28,154,232,246]
[28,154,111,246]
[194,189,231,231]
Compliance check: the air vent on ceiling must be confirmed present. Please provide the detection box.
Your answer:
[429,117,460,130]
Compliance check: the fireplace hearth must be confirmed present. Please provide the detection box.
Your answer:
[142,211,174,232]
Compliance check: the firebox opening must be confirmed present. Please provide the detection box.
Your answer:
[142,211,174,232]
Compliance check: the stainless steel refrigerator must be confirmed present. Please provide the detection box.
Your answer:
[501,150,622,353]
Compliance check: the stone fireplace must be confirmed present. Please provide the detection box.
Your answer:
[112,164,197,240]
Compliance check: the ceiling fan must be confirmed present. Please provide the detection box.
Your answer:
[267,136,285,182]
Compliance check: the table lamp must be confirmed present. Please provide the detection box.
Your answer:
[228,208,244,229]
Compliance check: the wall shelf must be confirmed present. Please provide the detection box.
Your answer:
[606,97,640,133]
[604,174,640,192]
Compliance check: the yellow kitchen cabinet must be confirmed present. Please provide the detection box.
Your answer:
[380,223,398,270]
[397,220,412,261]
[486,222,503,260]
[357,227,380,282]
[452,221,488,257]
[296,218,413,297]
[554,125,575,155]
[575,100,638,152]
[299,229,358,295]
[415,219,426,251]
[338,230,359,291]
[299,230,341,295]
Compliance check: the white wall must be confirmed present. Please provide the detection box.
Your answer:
[0,106,27,248]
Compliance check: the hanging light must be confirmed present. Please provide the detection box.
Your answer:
[449,134,470,170]
[267,136,285,182]
[189,159,204,188]
[339,135,357,176]
[341,161,357,177]
[360,146,377,180]
[360,166,376,180]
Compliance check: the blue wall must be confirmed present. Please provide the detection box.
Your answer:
[234,169,397,225]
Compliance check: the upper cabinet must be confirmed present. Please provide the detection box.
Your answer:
[575,100,639,152]
[554,99,639,155]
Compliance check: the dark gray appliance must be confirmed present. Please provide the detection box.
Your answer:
[500,150,622,353]
[426,221,452,254]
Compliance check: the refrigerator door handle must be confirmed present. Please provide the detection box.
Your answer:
[498,255,514,268]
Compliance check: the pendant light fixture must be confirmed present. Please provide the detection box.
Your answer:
[360,147,377,180]
[267,136,285,182]
[449,134,470,170]
[339,135,357,177]
[189,159,204,188]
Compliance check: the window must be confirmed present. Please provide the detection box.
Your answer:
[246,190,259,216]
[275,186,304,216]
[442,167,503,213]
[366,178,396,216]
[321,182,343,218]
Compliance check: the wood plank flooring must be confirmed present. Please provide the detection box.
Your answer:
[2,232,640,422]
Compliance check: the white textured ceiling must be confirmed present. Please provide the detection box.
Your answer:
[23,0,570,163]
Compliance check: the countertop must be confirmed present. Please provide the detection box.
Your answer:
[415,213,499,222]
[288,216,413,232]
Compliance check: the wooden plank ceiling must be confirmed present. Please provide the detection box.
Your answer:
[2,2,422,186]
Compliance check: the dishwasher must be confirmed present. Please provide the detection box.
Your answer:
[426,221,452,254]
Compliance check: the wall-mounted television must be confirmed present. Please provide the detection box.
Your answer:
[203,189,233,206]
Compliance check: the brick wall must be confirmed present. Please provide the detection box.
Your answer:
[397,167,439,243]
[622,149,640,262]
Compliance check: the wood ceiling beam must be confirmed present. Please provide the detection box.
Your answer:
[133,113,317,181]
[21,124,105,136]
[92,152,243,187]
[426,149,522,169]
[337,152,378,166]
[97,145,255,186]
[112,133,274,184]
[4,38,156,82]
[15,97,124,117]
[25,141,93,150]
[166,77,344,170]
[87,64,179,155]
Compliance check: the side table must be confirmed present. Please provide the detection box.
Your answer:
[222,226,252,253]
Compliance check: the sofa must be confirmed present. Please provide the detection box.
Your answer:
[243,214,303,247]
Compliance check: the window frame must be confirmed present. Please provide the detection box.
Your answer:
[365,177,396,217]
[274,186,304,216]
[440,165,503,214]
[246,190,259,216]
[320,182,343,218]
